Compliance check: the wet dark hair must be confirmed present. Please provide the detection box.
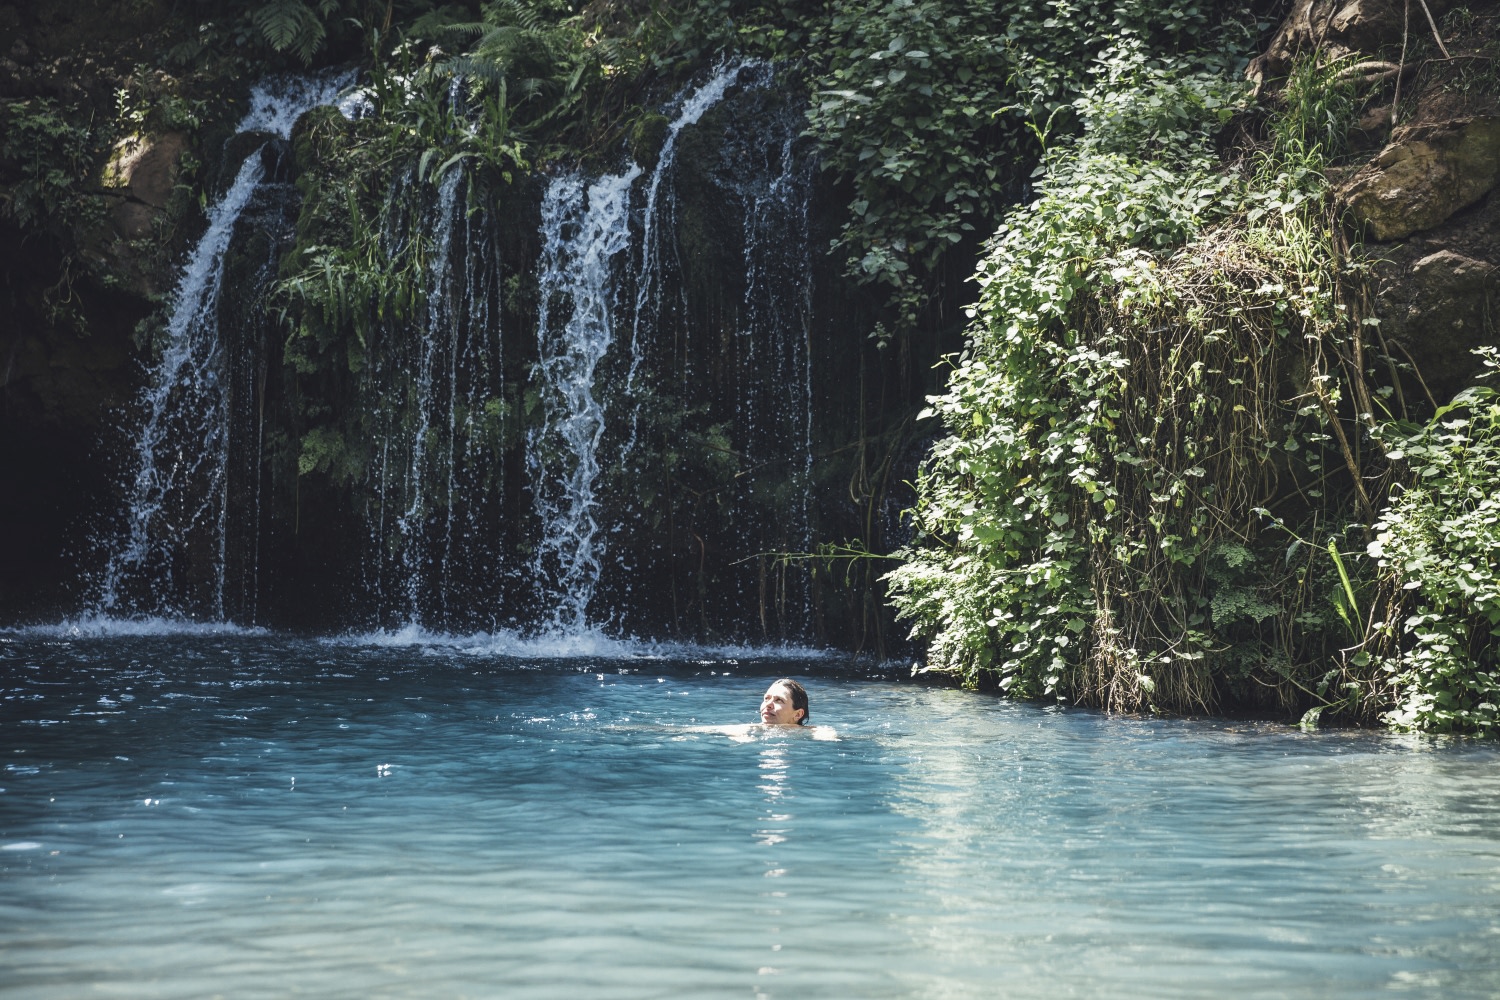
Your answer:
[773,678,809,724]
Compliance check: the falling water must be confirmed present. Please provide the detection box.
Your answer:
[527,59,821,638]
[530,166,643,632]
[94,72,354,621]
[529,61,760,633]
[396,168,463,622]
[625,60,763,405]
[733,108,816,632]
[357,158,508,631]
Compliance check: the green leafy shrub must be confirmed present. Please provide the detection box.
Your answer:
[0,98,107,233]
[885,49,1385,716]
[797,0,1253,340]
[1367,353,1500,736]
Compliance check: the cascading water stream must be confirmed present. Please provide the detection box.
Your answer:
[734,119,816,630]
[624,60,762,413]
[529,61,758,634]
[527,59,824,639]
[94,72,354,621]
[396,168,463,623]
[355,149,508,632]
[530,167,643,632]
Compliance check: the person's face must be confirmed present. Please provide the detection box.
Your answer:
[759,682,804,725]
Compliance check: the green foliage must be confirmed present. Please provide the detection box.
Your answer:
[116,73,216,135]
[799,0,1018,329]
[166,0,381,70]
[298,424,363,479]
[885,50,1383,715]
[414,0,617,142]
[0,98,107,233]
[1367,353,1500,736]
[252,0,340,63]
[362,30,529,181]
[398,0,756,158]
[796,0,1254,340]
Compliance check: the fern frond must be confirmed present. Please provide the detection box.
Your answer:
[250,0,327,64]
[251,0,311,52]
[496,0,549,32]
[439,55,510,89]
[291,18,327,64]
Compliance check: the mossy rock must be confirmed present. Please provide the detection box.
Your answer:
[629,111,671,175]
[290,105,355,173]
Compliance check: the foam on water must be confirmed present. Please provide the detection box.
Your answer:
[330,624,837,662]
[4,616,271,640]
[8,619,833,659]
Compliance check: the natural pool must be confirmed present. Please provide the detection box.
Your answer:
[2,629,1499,999]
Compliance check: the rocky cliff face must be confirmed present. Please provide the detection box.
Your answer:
[4,0,1500,628]
[1285,0,1500,403]
[1240,0,1500,403]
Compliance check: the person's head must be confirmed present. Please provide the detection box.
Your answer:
[759,679,808,725]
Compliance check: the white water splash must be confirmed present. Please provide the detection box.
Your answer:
[329,624,835,662]
[236,72,358,138]
[94,71,356,622]
[8,616,270,640]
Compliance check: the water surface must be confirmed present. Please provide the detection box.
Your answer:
[2,630,1498,998]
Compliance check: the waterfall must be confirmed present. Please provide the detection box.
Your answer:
[86,59,821,640]
[356,157,508,632]
[527,60,818,638]
[625,62,762,406]
[94,72,354,621]
[396,167,463,622]
[528,61,761,634]
[733,108,816,631]
[530,167,643,632]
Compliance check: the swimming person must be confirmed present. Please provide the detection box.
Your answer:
[759,678,809,726]
[679,678,834,740]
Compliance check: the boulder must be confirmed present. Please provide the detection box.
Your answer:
[102,130,186,238]
[1340,116,1500,241]
[1376,249,1499,397]
[1246,0,1450,84]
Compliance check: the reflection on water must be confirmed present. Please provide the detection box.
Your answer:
[756,746,791,849]
[0,635,1498,998]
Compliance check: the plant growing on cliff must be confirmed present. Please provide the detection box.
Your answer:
[0,98,107,233]
[797,0,1255,343]
[885,49,1386,716]
[1365,351,1500,736]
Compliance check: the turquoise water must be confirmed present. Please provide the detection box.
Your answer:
[2,630,1499,998]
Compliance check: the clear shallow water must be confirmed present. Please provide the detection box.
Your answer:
[2,633,1499,999]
